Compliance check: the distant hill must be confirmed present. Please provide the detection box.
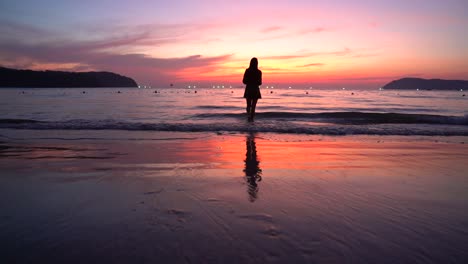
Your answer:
[383,78,468,90]
[0,67,138,88]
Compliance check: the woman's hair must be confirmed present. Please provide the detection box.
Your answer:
[249,57,258,69]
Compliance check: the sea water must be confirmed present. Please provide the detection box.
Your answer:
[1,87,468,264]
[0,87,467,135]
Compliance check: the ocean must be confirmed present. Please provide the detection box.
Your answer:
[1,87,467,136]
[1,87,468,263]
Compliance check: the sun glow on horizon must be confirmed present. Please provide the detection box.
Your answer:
[1,0,467,88]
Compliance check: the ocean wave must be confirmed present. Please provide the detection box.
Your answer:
[278,93,324,98]
[196,105,241,110]
[193,111,468,125]
[0,118,43,124]
[1,116,468,136]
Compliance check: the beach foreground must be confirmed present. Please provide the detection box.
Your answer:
[1,130,467,263]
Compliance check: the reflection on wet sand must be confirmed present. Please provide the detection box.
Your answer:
[243,133,262,202]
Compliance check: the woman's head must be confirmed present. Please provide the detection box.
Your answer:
[249,57,258,69]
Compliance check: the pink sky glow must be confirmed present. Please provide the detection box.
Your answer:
[1,0,467,88]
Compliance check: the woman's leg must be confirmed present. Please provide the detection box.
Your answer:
[246,98,251,115]
[250,98,258,120]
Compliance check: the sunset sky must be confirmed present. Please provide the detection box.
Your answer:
[1,0,467,88]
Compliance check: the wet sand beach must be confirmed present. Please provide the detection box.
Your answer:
[1,130,467,263]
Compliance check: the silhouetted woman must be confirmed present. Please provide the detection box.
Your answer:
[243,57,262,122]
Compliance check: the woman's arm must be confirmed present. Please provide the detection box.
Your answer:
[258,70,262,86]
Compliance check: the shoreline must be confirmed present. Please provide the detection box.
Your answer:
[1,130,467,263]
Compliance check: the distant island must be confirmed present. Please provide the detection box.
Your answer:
[0,66,138,88]
[383,78,468,90]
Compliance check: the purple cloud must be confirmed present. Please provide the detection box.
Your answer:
[0,20,232,85]
[0,19,53,40]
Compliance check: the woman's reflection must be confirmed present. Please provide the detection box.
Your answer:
[243,133,262,202]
